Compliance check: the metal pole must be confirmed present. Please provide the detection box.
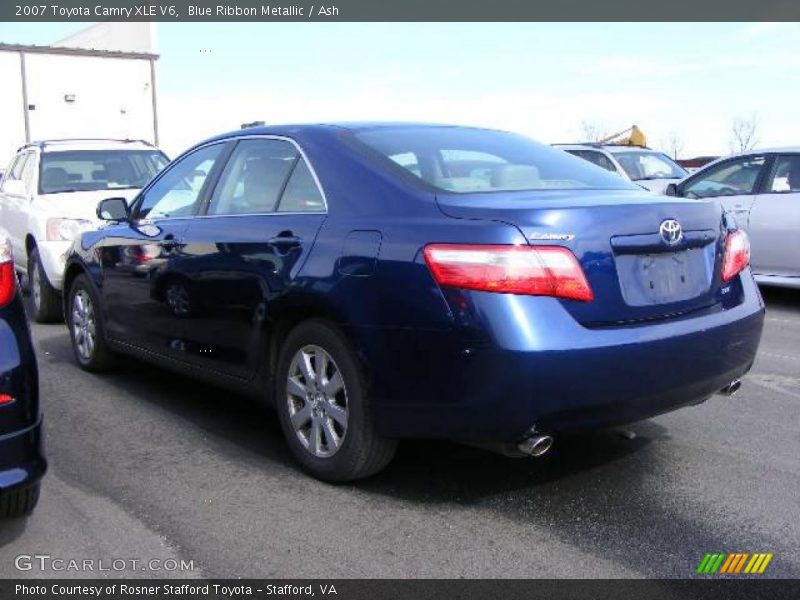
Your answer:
[149,57,159,146]
[19,51,30,143]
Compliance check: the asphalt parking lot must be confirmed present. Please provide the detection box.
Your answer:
[1,287,798,579]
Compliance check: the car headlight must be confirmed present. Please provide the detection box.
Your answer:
[46,218,92,242]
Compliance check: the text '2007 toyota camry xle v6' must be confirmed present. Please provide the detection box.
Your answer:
[62,124,764,481]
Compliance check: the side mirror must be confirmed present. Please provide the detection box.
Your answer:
[664,183,678,197]
[2,179,27,197]
[97,197,130,221]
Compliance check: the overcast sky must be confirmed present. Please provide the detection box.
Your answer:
[2,22,799,157]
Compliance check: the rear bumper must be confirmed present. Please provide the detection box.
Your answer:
[367,274,765,441]
[0,417,46,493]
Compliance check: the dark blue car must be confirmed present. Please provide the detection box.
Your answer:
[0,228,45,515]
[63,124,764,481]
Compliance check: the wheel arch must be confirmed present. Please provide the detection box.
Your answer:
[267,297,369,399]
[25,234,36,257]
[61,261,90,320]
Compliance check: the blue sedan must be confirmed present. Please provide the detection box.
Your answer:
[63,124,764,481]
[0,228,45,515]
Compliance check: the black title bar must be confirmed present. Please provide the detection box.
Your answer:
[3,0,800,22]
[0,580,797,600]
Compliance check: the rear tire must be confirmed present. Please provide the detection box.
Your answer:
[28,248,62,323]
[276,320,397,482]
[0,484,40,518]
[67,274,117,372]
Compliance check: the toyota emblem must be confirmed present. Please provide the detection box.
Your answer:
[660,219,683,245]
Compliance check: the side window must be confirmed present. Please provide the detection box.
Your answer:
[569,150,617,173]
[137,143,224,219]
[683,156,765,198]
[20,153,36,192]
[1,153,27,192]
[766,155,800,193]
[207,139,297,216]
[277,158,326,213]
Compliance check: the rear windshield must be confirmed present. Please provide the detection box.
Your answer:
[39,149,169,194]
[354,127,636,193]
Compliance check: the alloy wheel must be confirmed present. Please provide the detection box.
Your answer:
[71,290,97,361]
[286,345,348,458]
[32,267,41,311]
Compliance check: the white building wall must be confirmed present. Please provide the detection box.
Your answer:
[23,53,156,145]
[0,52,27,168]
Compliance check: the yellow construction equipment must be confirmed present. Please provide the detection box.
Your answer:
[600,125,647,147]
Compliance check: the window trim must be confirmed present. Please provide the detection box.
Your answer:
[195,134,328,218]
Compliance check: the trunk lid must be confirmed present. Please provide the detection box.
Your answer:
[436,189,726,326]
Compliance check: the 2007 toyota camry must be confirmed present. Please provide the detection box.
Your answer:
[62,123,764,481]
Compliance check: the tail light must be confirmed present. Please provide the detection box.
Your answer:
[721,230,750,282]
[0,237,15,308]
[423,244,594,302]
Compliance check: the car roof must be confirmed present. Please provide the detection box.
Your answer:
[21,139,159,153]
[692,146,800,173]
[200,121,515,145]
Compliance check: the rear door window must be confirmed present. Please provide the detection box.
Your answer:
[277,158,326,213]
[207,139,297,216]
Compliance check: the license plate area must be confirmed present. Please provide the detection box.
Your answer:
[615,248,712,306]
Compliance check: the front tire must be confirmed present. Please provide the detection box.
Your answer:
[0,484,40,518]
[28,248,62,323]
[276,320,397,482]
[67,274,117,372]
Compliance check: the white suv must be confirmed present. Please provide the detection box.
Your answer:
[0,139,168,322]
[554,144,688,194]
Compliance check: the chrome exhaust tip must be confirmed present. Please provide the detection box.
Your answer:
[718,379,742,397]
[517,434,554,457]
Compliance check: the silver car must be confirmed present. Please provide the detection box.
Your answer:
[667,147,800,289]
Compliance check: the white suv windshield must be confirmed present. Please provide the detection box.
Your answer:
[613,151,687,181]
[39,149,168,194]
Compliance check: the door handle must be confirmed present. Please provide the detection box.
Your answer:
[267,231,302,248]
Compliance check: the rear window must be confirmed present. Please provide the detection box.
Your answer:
[39,149,169,194]
[354,127,636,193]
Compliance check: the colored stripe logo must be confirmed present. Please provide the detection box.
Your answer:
[696,552,773,574]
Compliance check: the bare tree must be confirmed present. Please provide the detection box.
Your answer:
[579,120,610,143]
[729,114,759,153]
[661,130,685,159]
